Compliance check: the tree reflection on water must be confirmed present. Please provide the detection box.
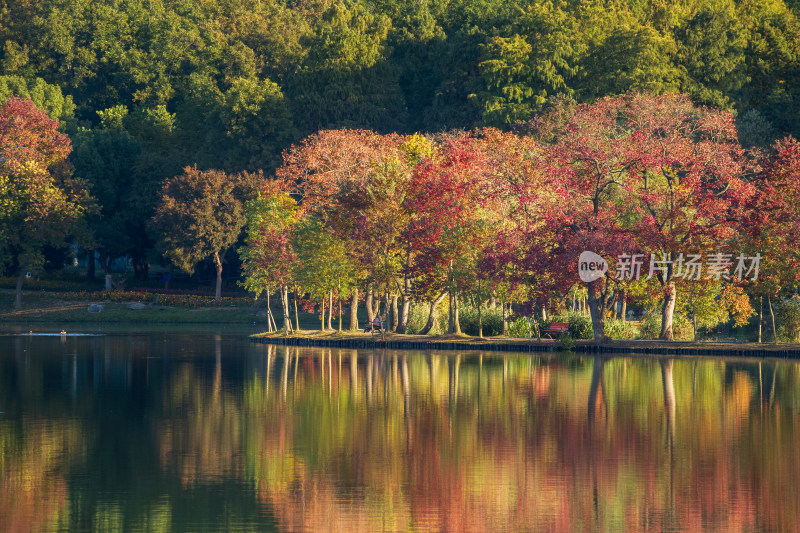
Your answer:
[1,332,799,532]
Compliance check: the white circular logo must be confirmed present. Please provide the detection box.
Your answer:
[578,251,608,282]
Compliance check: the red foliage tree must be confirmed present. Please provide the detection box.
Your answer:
[517,94,756,340]
[404,133,496,333]
[0,97,88,309]
[621,94,756,340]
[277,129,406,327]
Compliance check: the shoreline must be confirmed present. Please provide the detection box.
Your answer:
[250,332,800,358]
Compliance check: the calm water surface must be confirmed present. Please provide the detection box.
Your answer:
[1,327,799,532]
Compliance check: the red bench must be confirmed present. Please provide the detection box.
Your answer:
[543,322,569,338]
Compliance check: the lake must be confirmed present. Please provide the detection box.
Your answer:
[1,326,798,532]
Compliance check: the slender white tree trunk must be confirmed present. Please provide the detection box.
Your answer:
[213,251,223,301]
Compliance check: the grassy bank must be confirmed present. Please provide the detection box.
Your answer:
[0,289,274,324]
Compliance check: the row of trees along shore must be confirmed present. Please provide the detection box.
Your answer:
[3,0,800,334]
[2,91,800,341]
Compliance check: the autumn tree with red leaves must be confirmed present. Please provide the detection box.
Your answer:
[621,94,756,340]
[0,97,89,309]
[517,94,756,341]
[278,129,406,328]
[516,96,636,340]
[405,133,497,334]
[739,137,800,342]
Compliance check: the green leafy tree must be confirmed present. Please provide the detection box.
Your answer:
[288,1,406,133]
[293,216,356,331]
[0,75,75,125]
[240,184,299,332]
[70,127,142,287]
[673,2,748,108]
[471,2,583,127]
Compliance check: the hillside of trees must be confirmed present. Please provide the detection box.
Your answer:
[3,0,799,157]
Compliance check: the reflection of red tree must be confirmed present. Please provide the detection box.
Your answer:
[0,475,69,533]
[0,423,80,532]
[242,353,800,532]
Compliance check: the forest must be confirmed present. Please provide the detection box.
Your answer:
[2,0,800,341]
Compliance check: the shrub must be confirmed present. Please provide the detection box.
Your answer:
[565,312,594,339]
[558,335,576,351]
[508,317,532,338]
[405,303,434,335]
[458,305,504,336]
[604,319,637,340]
[413,301,505,336]
[638,312,694,340]
[776,297,800,342]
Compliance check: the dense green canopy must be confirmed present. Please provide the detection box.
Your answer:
[1,0,798,152]
[2,0,800,286]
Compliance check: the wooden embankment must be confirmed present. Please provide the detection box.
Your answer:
[250,334,800,358]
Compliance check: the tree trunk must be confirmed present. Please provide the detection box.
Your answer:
[620,290,627,322]
[448,290,455,334]
[213,251,223,301]
[281,286,292,334]
[391,294,398,331]
[587,279,613,342]
[349,288,359,331]
[541,306,547,321]
[328,291,333,330]
[266,293,274,332]
[768,295,778,344]
[101,253,113,290]
[366,288,375,323]
[165,264,174,290]
[338,297,343,332]
[372,293,381,320]
[384,289,391,329]
[453,293,461,334]
[132,253,149,281]
[478,300,483,338]
[502,300,508,335]
[419,291,447,335]
[659,282,676,341]
[758,296,763,344]
[14,267,24,310]
[86,250,95,282]
[293,289,300,332]
[397,278,411,334]
[320,298,326,331]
